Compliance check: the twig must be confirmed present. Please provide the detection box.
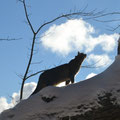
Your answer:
[36,10,103,34]
[81,65,104,68]
[26,69,47,80]
[23,0,35,34]
[0,38,22,41]
[20,34,36,100]
[93,18,120,23]
[31,61,43,65]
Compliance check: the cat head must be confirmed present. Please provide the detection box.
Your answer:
[76,52,87,60]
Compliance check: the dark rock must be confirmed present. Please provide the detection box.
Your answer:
[41,96,56,103]
[59,91,120,120]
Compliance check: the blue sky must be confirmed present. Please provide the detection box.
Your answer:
[0,0,120,112]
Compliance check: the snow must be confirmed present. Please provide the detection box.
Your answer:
[1,55,120,120]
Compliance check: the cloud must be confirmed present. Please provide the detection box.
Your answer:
[97,34,118,52]
[86,73,97,79]
[87,54,113,67]
[0,82,36,113]
[41,19,118,55]
[0,97,13,113]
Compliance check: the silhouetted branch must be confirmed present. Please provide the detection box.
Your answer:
[22,0,35,34]
[88,12,120,31]
[20,34,36,100]
[86,12,120,20]
[25,69,47,80]
[0,38,22,41]
[110,25,120,31]
[36,10,104,34]
[19,0,37,100]
[31,61,43,65]
[93,18,120,23]
[81,65,104,68]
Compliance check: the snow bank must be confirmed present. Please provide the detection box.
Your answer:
[1,55,120,120]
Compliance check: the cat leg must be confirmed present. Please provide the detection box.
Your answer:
[70,76,74,83]
[66,80,70,85]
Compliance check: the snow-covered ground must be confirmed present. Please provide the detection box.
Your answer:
[1,55,120,120]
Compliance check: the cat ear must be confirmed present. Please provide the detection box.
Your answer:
[78,51,80,55]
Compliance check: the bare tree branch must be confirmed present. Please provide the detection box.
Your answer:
[81,65,104,68]
[93,18,120,23]
[110,24,120,31]
[15,72,23,79]
[31,61,43,65]
[0,38,22,41]
[20,0,37,100]
[20,34,36,100]
[23,0,35,34]
[36,10,103,34]
[87,12,120,20]
[25,70,46,80]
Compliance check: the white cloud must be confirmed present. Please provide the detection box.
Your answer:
[23,82,37,99]
[87,54,113,67]
[0,82,36,113]
[97,34,117,52]
[41,19,118,55]
[0,97,13,113]
[86,73,97,79]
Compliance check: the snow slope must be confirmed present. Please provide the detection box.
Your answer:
[1,55,120,120]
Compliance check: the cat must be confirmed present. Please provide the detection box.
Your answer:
[31,52,86,96]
